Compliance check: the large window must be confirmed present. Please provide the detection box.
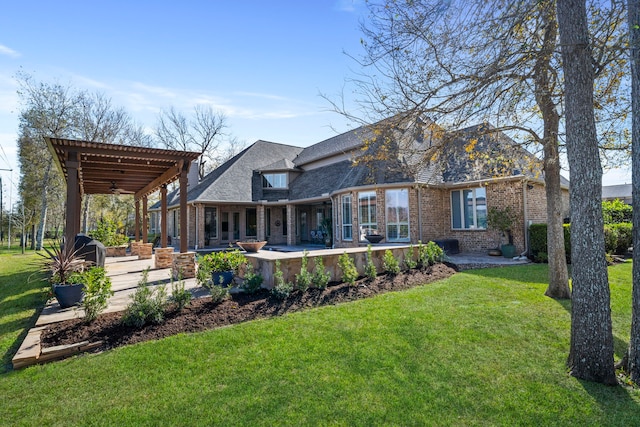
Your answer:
[262,173,287,188]
[358,191,377,240]
[451,188,487,229]
[342,195,353,240]
[204,207,217,240]
[386,189,410,241]
[245,208,257,237]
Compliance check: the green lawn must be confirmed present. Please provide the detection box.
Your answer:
[1,261,639,425]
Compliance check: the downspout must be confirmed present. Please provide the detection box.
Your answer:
[522,180,529,257]
[194,204,198,251]
[417,185,423,242]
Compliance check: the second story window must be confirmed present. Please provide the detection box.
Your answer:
[262,173,287,188]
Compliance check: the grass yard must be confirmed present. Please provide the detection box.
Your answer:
[0,252,46,373]
[1,261,639,425]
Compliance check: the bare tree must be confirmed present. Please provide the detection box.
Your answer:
[558,0,616,385]
[155,105,228,179]
[332,0,627,299]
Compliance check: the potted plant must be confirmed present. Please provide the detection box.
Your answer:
[198,249,246,287]
[487,206,517,258]
[320,217,333,248]
[39,243,87,308]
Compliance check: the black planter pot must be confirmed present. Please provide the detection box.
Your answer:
[211,271,234,286]
[365,234,384,244]
[53,283,85,308]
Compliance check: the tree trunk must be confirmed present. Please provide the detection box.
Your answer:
[30,224,35,250]
[532,2,570,298]
[628,0,640,384]
[557,0,616,385]
[36,163,52,250]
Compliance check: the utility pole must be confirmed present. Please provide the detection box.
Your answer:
[0,169,12,248]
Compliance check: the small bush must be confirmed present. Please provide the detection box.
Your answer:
[271,259,293,300]
[364,245,377,280]
[425,241,444,265]
[603,225,619,254]
[338,252,358,286]
[295,250,313,292]
[404,244,417,270]
[78,267,113,323]
[122,268,168,328]
[170,275,192,310]
[207,283,230,303]
[311,256,330,289]
[383,250,401,275]
[241,263,263,294]
[416,241,428,268]
[612,222,632,255]
[528,223,571,263]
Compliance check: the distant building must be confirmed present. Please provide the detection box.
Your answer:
[602,184,632,205]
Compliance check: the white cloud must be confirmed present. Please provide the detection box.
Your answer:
[0,44,20,58]
[334,0,363,12]
[234,91,288,101]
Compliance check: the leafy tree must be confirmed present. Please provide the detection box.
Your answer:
[558,0,616,385]
[335,0,627,299]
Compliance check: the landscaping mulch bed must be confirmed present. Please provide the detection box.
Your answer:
[41,263,457,354]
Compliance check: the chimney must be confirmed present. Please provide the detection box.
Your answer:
[187,158,200,188]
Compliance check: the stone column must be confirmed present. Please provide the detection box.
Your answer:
[286,204,295,246]
[257,205,265,241]
[155,247,174,269]
[138,242,153,260]
[172,251,196,279]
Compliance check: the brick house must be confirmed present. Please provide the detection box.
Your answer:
[152,117,569,255]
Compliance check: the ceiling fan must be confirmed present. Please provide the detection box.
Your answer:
[110,181,134,195]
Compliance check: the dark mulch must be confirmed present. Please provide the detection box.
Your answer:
[41,263,457,355]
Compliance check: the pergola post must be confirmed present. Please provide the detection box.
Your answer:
[161,184,168,248]
[64,152,81,248]
[134,198,140,242]
[179,162,188,253]
[142,195,148,243]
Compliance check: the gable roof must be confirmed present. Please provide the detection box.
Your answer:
[187,140,303,203]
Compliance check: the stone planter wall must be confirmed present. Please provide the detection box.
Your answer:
[105,245,127,257]
[172,252,196,279]
[155,247,175,269]
[138,243,153,260]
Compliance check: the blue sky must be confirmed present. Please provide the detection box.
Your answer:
[0,0,631,208]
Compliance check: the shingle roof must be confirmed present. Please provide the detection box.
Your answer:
[258,158,298,172]
[602,184,632,200]
[292,125,370,166]
[187,140,303,203]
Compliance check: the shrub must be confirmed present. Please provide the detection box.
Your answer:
[200,249,246,273]
[338,252,358,286]
[207,283,230,303]
[425,241,444,265]
[612,222,632,254]
[90,219,129,247]
[603,225,619,254]
[295,250,312,292]
[241,263,263,294]
[602,199,632,224]
[311,256,330,289]
[77,266,113,323]
[364,245,377,280]
[383,250,401,275]
[404,244,417,270]
[271,259,293,300]
[170,274,192,310]
[122,268,168,328]
[528,223,571,263]
[416,241,428,268]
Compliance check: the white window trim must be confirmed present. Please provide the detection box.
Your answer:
[451,188,487,230]
[342,194,353,241]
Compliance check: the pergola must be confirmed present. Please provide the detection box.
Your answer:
[46,137,201,253]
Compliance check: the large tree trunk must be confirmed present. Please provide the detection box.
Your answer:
[558,0,616,385]
[628,0,640,384]
[36,163,52,250]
